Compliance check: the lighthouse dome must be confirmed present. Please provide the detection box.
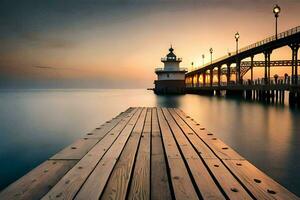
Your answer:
[166,46,177,60]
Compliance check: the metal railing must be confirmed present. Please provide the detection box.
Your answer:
[190,26,300,73]
[161,57,182,62]
[155,67,188,72]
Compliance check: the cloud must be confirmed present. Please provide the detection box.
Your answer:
[19,32,76,49]
[32,65,82,71]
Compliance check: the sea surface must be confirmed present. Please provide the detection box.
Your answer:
[0,89,299,195]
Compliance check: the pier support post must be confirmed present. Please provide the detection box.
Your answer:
[297,92,300,107]
[245,90,252,100]
[264,50,272,85]
[271,90,275,103]
[227,63,231,85]
[218,66,221,87]
[289,43,299,85]
[250,56,254,84]
[289,91,296,107]
[236,59,241,84]
[210,69,213,87]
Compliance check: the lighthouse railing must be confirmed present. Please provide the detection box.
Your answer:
[161,57,182,62]
[155,67,188,72]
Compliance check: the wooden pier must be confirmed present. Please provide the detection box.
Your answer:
[0,107,298,200]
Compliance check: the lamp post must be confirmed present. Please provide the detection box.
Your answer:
[235,32,240,55]
[235,32,240,83]
[209,48,213,64]
[273,4,281,40]
[202,54,205,66]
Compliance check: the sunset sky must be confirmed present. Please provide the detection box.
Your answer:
[0,0,300,88]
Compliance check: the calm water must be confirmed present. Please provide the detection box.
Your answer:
[0,89,299,195]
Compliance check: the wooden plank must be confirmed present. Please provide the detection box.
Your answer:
[50,138,99,160]
[0,160,77,200]
[173,108,244,160]
[150,108,172,200]
[172,108,253,199]
[201,137,244,160]
[204,159,252,200]
[173,108,215,139]
[51,108,137,160]
[41,108,139,200]
[73,108,144,200]
[173,108,300,199]
[84,107,136,139]
[100,108,147,200]
[157,108,199,200]
[162,108,225,200]
[127,108,151,200]
[224,160,299,200]
[169,108,216,159]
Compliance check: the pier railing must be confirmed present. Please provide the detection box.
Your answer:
[239,26,300,53]
[191,26,300,72]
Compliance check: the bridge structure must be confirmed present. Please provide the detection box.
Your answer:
[185,26,300,106]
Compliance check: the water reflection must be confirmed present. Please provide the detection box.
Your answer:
[0,89,299,195]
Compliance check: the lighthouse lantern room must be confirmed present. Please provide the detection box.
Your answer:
[154,46,187,94]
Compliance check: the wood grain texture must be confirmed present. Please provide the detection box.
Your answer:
[169,108,216,159]
[173,108,216,139]
[73,108,144,200]
[224,160,300,200]
[163,108,225,200]
[3,107,299,200]
[50,138,99,160]
[42,108,139,200]
[127,108,151,200]
[157,108,199,200]
[173,108,244,160]
[150,108,172,200]
[100,108,147,200]
[201,137,244,160]
[204,159,252,200]
[0,160,76,200]
[83,107,136,139]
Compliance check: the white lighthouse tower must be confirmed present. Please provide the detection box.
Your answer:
[154,46,187,94]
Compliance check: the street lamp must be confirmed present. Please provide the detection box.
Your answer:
[273,4,281,39]
[234,32,240,83]
[202,54,205,66]
[235,32,240,55]
[209,48,213,64]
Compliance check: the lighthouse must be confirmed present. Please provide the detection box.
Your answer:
[154,46,187,94]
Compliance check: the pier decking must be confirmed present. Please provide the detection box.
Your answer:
[0,107,298,200]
